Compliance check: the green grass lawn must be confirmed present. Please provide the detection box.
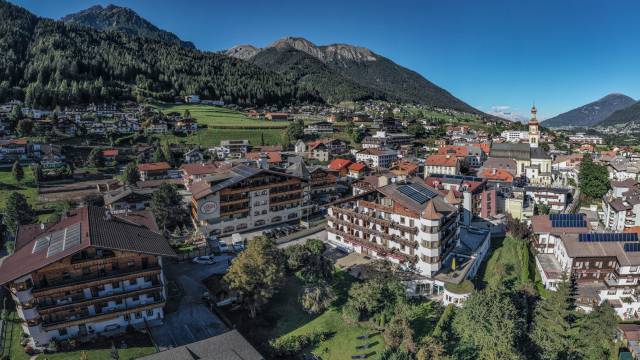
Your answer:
[0,167,38,210]
[155,128,284,147]
[1,311,30,360]
[0,310,155,360]
[37,339,155,360]
[222,270,440,360]
[480,235,532,289]
[159,104,287,129]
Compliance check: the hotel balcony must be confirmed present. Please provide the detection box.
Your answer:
[37,281,162,313]
[32,264,161,295]
[40,296,165,331]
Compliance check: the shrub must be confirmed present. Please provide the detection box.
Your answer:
[269,331,330,358]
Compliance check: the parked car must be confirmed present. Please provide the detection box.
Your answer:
[218,242,232,253]
[192,256,216,265]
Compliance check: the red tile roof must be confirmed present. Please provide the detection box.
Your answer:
[425,155,458,167]
[471,143,490,154]
[348,162,367,172]
[102,149,118,157]
[138,162,171,172]
[479,168,514,182]
[328,158,352,170]
[245,151,282,163]
[438,145,468,157]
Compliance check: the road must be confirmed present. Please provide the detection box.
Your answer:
[149,255,233,349]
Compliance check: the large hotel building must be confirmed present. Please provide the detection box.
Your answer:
[0,207,175,346]
[326,176,491,306]
[190,165,307,237]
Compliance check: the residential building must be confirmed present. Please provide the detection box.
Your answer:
[602,180,640,232]
[568,133,604,145]
[356,148,398,169]
[0,207,175,346]
[190,165,307,237]
[265,112,289,121]
[348,162,368,179]
[326,177,490,306]
[424,155,460,177]
[180,162,232,189]
[303,121,334,135]
[138,162,171,181]
[327,158,352,176]
[531,213,591,254]
[219,140,250,158]
[138,330,263,360]
[184,95,200,103]
[535,231,640,319]
[525,186,571,212]
[501,130,528,143]
[362,131,415,149]
[104,187,155,213]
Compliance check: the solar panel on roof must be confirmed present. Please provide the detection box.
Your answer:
[579,233,638,242]
[398,185,428,204]
[32,236,50,253]
[62,223,81,250]
[47,230,65,257]
[408,183,439,199]
[624,242,640,252]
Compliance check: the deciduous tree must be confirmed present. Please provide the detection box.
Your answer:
[223,236,285,318]
[11,160,24,182]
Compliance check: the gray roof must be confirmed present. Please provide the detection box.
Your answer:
[138,330,263,360]
[490,143,531,161]
[376,177,456,217]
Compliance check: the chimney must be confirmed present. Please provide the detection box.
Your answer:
[104,210,112,221]
[462,191,472,227]
[492,168,497,175]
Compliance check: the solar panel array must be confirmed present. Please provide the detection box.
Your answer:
[550,214,584,221]
[31,223,82,257]
[624,243,640,252]
[551,219,587,228]
[578,233,638,242]
[398,183,439,204]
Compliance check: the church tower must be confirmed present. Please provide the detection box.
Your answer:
[528,105,540,148]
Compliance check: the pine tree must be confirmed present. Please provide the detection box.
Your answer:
[531,276,577,359]
[123,162,140,185]
[11,160,24,182]
[2,192,34,236]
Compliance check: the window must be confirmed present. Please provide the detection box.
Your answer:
[59,328,68,336]
[112,281,120,289]
[124,313,131,321]
[127,261,135,269]
[135,312,142,319]
[607,290,616,295]
[631,267,638,273]
[147,309,154,317]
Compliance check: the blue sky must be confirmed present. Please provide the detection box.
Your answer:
[12,0,640,119]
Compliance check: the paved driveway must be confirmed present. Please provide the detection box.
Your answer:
[150,256,233,349]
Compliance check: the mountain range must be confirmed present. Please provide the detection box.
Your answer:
[225,37,482,114]
[542,93,636,128]
[61,4,195,49]
[597,100,640,128]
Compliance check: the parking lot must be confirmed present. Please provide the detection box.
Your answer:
[149,255,233,349]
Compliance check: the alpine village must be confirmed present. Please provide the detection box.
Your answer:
[0,1,640,360]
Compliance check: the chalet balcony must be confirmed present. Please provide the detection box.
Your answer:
[41,297,165,330]
[37,281,162,312]
[327,225,417,264]
[330,206,418,235]
[329,216,418,249]
[32,264,161,294]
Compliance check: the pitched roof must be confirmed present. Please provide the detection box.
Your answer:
[0,207,175,285]
[422,200,443,220]
[138,162,171,172]
[191,165,301,201]
[180,162,231,176]
[245,151,282,163]
[531,214,591,234]
[437,145,468,157]
[479,168,514,183]
[348,162,367,172]
[425,155,458,167]
[138,330,263,360]
[328,158,352,170]
[490,143,531,161]
[102,149,118,157]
